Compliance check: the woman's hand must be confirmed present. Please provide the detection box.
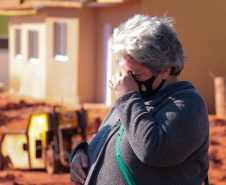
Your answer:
[70,151,89,185]
[108,71,139,98]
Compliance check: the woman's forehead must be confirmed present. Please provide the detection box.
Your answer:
[123,59,140,71]
[123,58,151,73]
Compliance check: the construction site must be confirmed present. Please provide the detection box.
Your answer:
[0,0,226,185]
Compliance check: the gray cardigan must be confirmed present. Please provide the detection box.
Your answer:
[70,81,209,185]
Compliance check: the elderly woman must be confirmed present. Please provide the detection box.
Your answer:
[70,14,209,185]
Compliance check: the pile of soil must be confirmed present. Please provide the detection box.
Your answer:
[0,93,53,133]
[0,113,11,126]
[0,170,73,185]
[0,172,15,184]
[0,100,48,126]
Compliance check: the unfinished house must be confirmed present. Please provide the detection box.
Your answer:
[0,0,142,108]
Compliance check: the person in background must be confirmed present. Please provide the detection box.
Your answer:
[70,14,209,185]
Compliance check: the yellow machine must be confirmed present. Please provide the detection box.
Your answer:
[0,106,86,174]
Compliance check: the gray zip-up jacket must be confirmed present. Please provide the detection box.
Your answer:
[70,81,209,185]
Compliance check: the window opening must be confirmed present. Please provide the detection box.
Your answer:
[54,22,68,62]
[29,30,39,63]
[15,29,21,57]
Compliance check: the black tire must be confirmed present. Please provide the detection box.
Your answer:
[46,148,58,174]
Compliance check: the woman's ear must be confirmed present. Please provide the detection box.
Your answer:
[160,68,171,79]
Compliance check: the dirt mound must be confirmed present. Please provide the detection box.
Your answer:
[0,100,51,126]
[0,172,15,181]
[0,100,47,111]
[0,114,11,126]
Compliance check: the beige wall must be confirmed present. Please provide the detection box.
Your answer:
[9,13,47,98]
[45,7,97,107]
[77,8,97,104]
[142,0,226,114]
[46,8,79,107]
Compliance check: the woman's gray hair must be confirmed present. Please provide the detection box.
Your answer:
[112,14,186,76]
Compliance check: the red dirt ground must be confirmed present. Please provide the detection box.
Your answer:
[0,92,226,185]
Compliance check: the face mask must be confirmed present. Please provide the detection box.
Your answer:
[135,76,166,100]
